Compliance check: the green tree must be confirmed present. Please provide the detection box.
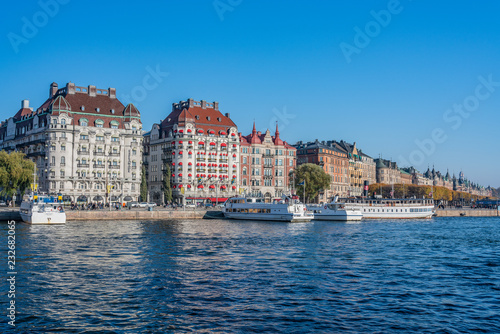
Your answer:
[294,163,331,203]
[163,163,172,204]
[140,165,148,202]
[0,151,34,200]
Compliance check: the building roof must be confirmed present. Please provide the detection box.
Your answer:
[239,122,294,148]
[293,139,347,155]
[160,98,236,135]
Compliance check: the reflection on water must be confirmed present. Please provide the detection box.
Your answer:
[1,217,499,333]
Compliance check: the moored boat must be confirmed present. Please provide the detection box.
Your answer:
[340,198,435,219]
[222,196,314,222]
[20,194,66,225]
[307,201,363,221]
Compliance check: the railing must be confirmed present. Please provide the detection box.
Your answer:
[77,163,90,168]
[77,151,90,155]
[108,165,120,169]
[93,164,105,168]
[108,152,120,157]
[94,152,105,156]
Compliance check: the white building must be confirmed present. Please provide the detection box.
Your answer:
[144,99,239,205]
[0,82,142,204]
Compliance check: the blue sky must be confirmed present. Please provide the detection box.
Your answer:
[1,1,499,188]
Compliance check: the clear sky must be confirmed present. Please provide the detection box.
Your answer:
[1,1,499,188]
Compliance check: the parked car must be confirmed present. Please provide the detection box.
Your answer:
[146,202,157,208]
[128,201,140,208]
[185,204,196,209]
[0,201,6,206]
[138,202,149,208]
[204,203,213,208]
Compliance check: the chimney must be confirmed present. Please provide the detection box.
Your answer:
[188,98,194,108]
[201,100,207,109]
[88,85,97,97]
[108,87,116,99]
[66,82,75,94]
[22,100,29,109]
[225,112,230,118]
[213,101,219,110]
[49,82,58,97]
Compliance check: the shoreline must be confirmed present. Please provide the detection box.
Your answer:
[1,208,498,222]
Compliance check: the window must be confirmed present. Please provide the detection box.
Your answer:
[80,134,88,140]
[96,135,104,141]
[61,156,65,164]
[132,149,137,156]
[61,144,66,151]
[243,167,247,176]
[60,170,65,177]
[243,157,247,164]
[110,120,119,129]
[111,137,119,142]
[132,161,136,168]
[79,118,88,126]
[61,132,66,138]
[61,119,66,125]
[95,119,104,127]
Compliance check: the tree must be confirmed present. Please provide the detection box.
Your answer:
[294,163,331,203]
[162,163,172,204]
[140,165,148,202]
[0,151,34,199]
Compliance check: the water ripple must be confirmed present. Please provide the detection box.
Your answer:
[1,217,499,333]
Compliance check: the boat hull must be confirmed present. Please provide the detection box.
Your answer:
[312,212,363,221]
[223,212,313,222]
[20,210,66,224]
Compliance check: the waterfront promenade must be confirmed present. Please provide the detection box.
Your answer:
[0,207,498,221]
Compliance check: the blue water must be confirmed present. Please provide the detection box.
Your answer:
[1,217,499,333]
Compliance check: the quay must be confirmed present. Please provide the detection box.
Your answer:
[1,208,498,222]
[0,208,207,222]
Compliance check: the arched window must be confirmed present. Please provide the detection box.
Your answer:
[110,120,119,129]
[95,119,104,128]
[61,118,66,125]
[79,118,88,126]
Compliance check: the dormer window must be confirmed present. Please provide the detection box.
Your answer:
[110,120,119,129]
[195,115,200,120]
[207,116,210,121]
[96,108,100,112]
[81,106,85,111]
[79,118,88,126]
[167,118,171,122]
[111,109,115,114]
[217,117,221,122]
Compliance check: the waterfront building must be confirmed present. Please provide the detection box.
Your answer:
[238,123,296,200]
[375,158,401,185]
[336,141,376,196]
[294,140,349,200]
[0,82,143,203]
[144,99,239,205]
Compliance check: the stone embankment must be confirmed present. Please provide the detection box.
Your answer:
[0,208,207,221]
[434,209,499,217]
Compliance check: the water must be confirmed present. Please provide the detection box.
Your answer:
[1,217,499,333]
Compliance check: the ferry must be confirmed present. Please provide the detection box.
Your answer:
[222,196,314,222]
[19,193,66,224]
[307,199,363,221]
[340,198,435,219]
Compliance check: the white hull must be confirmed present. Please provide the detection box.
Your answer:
[313,212,363,221]
[20,198,66,225]
[346,204,434,219]
[224,212,313,222]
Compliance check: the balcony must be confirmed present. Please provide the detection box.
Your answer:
[108,165,120,169]
[77,163,90,168]
[77,150,90,155]
[93,164,105,169]
[94,151,105,156]
[108,152,120,157]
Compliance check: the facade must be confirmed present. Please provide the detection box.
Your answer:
[145,99,239,204]
[0,82,142,203]
[375,158,401,185]
[295,140,349,200]
[337,141,376,197]
[239,123,296,199]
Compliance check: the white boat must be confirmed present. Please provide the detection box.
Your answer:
[307,201,363,221]
[20,194,66,225]
[223,196,314,222]
[341,198,435,219]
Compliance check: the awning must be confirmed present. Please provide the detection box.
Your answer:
[124,196,133,201]
[93,196,104,201]
[198,141,205,145]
